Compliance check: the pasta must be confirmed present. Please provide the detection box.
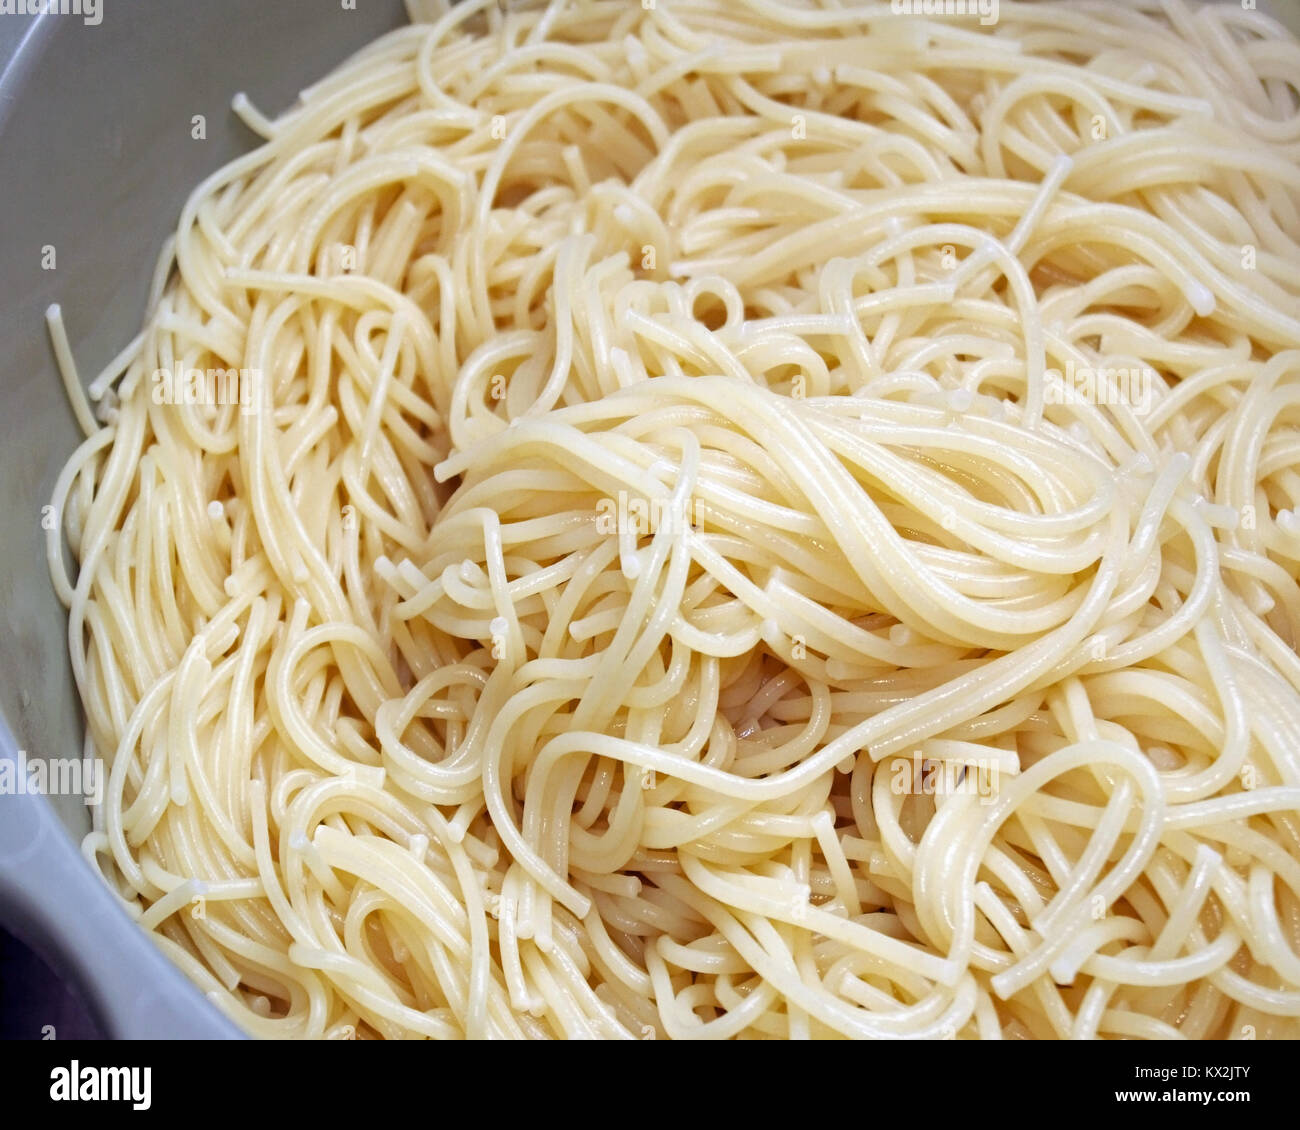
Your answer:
[46,0,1300,1039]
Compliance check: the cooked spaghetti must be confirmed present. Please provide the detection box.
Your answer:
[47,0,1300,1038]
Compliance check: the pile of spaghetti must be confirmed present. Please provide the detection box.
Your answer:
[48,0,1300,1038]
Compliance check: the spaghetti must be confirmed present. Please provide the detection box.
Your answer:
[46,0,1300,1039]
